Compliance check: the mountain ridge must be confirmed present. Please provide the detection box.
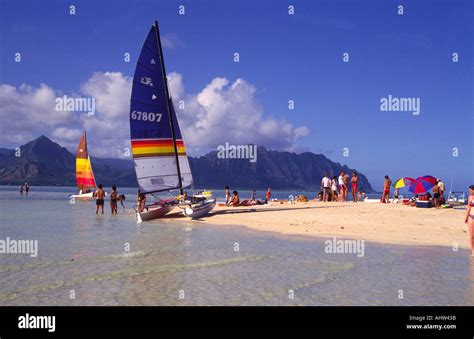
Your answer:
[0,136,374,192]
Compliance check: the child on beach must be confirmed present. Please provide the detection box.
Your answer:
[465,185,474,256]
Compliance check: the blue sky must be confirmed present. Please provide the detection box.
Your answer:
[0,0,472,190]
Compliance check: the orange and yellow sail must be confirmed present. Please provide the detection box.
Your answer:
[76,132,96,190]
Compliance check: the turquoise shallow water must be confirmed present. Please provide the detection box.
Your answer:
[0,186,472,306]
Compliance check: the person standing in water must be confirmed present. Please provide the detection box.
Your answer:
[24,182,30,196]
[351,172,358,202]
[110,185,118,214]
[137,189,146,212]
[94,184,106,214]
[464,185,474,256]
[19,184,24,196]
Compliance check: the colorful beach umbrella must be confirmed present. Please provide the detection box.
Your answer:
[392,177,415,189]
[408,175,437,194]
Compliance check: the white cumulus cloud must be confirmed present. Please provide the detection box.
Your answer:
[0,72,309,157]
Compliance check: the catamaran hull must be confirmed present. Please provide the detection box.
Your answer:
[70,192,94,200]
[137,204,175,222]
[183,199,216,219]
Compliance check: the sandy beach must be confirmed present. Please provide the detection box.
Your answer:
[170,201,470,249]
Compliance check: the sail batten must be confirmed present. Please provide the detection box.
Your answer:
[130,23,193,194]
[76,132,97,191]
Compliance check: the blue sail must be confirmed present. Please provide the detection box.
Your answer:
[130,24,192,193]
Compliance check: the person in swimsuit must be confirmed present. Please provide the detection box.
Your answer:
[228,191,240,207]
[432,184,441,208]
[137,189,146,212]
[351,172,358,203]
[94,184,106,214]
[224,186,230,205]
[321,174,331,202]
[343,173,349,202]
[465,185,474,256]
[110,185,118,214]
[381,175,392,203]
[338,172,345,202]
[265,188,272,204]
[250,189,256,202]
[331,176,338,202]
[24,182,29,196]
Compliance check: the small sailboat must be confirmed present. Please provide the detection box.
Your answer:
[130,21,215,222]
[70,132,97,200]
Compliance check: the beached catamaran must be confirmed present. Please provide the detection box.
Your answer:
[130,21,215,222]
[70,132,97,200]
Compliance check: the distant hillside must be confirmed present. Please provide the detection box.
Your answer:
[189,147,374,192]
[0,136,374,192]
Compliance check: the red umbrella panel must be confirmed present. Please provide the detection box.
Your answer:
[408,176,437,194]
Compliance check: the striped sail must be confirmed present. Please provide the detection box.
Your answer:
[130,24,193,194]
[76,132,97,191]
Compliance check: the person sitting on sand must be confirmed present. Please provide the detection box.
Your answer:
[381,175,392,203]
[94,184,106,214]
[228,191,240,207]
[390,188,399,204]
[464,185,474,256]
[224,186,230,205]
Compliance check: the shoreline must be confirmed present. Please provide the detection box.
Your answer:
[165,201,470,250]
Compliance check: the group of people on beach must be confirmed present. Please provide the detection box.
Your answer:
[321,172,364,203]
[93,184,125,214]
[224,186,272,207]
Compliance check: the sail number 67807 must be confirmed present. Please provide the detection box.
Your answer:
[131,111,162,122]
